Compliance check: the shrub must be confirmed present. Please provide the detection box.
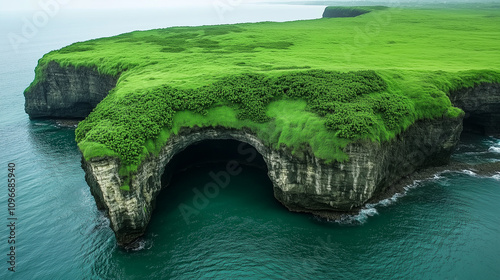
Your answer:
[76,70,389,165]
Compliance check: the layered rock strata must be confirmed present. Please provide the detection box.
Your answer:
[23,63,500,245]
[82,118,462,245]
[24,61,118,119]
[449,83,500,136]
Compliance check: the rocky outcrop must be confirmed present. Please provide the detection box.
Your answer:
[322,7,370,18]
[24,61,118,119]
[24,61,498,245]
[82,116,462,245]
[450,83,500,136]
[273,117,462,214]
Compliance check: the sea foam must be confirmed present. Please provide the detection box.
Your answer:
[488,146,500,154]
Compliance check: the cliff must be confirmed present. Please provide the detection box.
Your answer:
[82,117,462,245]
[322,6,387,18]
[24,61,118,119]
[79,81,500,246]
[22,6,500,246]
[24,61,500,246]
[449,83,500,136]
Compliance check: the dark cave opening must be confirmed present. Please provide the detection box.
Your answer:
[461,113,500,136]
[160,139,268,188]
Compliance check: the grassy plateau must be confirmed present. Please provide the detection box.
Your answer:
[26,5,500,190]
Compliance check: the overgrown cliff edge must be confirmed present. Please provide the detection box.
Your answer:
[24,6,500,245]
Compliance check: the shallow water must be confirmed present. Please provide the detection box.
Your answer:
[0,5,499,280]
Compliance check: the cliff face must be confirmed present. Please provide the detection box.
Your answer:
[272,117,462,214]
[24,62,498,245]
[82,117,462,245]
[24,61,118,119]
[450,83,500,136]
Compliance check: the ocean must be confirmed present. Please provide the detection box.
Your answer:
[0,4,499,279]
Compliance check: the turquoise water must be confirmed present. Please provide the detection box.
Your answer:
[1,5,500,280]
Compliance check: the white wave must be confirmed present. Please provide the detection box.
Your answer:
[488,146,500,154]
[334,173,453,225]
[359,207,378,217]
[336,188,409,225]
[460,151,489,156]
[336,206,379,224]
[131,240,146,251]
[432,173,445,180]
[378,198,391,206]
[392,192,404,199]
[487,136,500,142]
[404,180,422,191]
[126,238,153,252]
[332,165,498,225]
[378,192,404,207]
[461,169,477,176]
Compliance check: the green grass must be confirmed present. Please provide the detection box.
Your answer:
[26,6,500,189]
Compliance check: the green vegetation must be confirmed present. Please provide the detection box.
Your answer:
[76,70,395,165]
[27,6,500,189]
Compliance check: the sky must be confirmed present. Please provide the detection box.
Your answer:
[1,0,288,11]
[2,0,443,11]
[2,0,498,11]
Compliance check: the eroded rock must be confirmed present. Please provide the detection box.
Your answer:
[24,61,118,119]
[82,118,462,245]
[450,83,500,136]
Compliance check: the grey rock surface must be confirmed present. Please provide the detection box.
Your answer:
[450,83,500,136]
[24,62,500,245]
[82,117,462,245]
[24,61,118,119]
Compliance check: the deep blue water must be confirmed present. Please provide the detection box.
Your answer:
[1,5,499,280]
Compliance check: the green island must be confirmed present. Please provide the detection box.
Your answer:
[27,5,500,191]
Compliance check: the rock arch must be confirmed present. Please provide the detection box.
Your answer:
[83,128,279,245]
[82,121,462,245]
[23,61,500,246]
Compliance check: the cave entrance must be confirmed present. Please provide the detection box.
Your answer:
[156,139,277,223]
[462,116,486,135]
[461,113,500,136]
[162,140,268,183]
